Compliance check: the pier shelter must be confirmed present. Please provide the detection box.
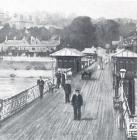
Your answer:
[81,47,97,68]
[111,49,137,77]
[50,48,83,73]
[82,47,97,60]
[111,49,137,115]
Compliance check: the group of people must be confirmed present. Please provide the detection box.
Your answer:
[55,71,66,89]
[63,82,84,120]
[37,72,84,121]
[56,70,84,121]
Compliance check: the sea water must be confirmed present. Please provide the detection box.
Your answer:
[0,70,53,99]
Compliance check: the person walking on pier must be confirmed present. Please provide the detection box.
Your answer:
[55,71,61,88]
[71,88,83,120]
[61,72,66,89]
[37,76,44,99]
[64,82,71,103]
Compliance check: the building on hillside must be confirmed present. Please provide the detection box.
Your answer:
[122,31,137,52]
[50,48,84,73]
[9,14,34,29]
[0,11,10,25]
[0,36,60,57]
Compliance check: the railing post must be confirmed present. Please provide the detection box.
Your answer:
[0,99,3,121]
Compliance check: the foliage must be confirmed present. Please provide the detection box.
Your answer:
[0,17,136,51]
[96,20,120,47]
[0,24,52,43]
[60,16,97,51]
[118,22,136,37]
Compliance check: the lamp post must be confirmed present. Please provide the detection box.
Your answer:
[120,69,126,79]
[118,68,126,129]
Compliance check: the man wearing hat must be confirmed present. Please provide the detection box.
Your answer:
[55,70,61,88]
[61,71,66,89]
[37,76,44,99]
[71,88,83,120]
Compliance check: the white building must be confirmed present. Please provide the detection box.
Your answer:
[0,36,60,56]
[9,14,34,29]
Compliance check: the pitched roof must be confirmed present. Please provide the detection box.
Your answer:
[112,49,137,58]
[4,39,28,46]
[50,48,84,57]
[82,47,97,54]
[2,38,60,47]
[112,41,120,45]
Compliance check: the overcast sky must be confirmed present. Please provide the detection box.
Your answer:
[1,0,137,19]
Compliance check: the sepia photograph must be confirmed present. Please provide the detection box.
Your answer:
[0,0,137,139]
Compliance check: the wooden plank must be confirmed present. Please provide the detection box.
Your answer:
[0,63,127,140]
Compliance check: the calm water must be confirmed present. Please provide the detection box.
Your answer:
[0,70,53,99]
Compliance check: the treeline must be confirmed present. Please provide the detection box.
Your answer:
[0,16,136,51]
[59,16,136,50]
[0,24,52,43]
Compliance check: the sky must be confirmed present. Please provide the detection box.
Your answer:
[1,0,137,19]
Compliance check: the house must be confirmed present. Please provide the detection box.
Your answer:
[0,36,60,57]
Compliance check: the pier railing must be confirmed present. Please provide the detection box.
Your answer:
[122,90,137,138]
[0,78,55,121]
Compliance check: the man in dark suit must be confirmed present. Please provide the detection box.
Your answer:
[64,83,71,103]
[61,72,66,88]
[71,89,83,120]
[55,71,61,88]
[37,76,44,99]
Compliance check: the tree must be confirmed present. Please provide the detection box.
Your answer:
[96,19,120,47]
[61,16,97,51]
[28,27,51,41]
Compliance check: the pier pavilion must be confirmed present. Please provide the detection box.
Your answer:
[81,47,97,67]
[111,49,137,77]
[111,49,137,115]
[50,48,84,73]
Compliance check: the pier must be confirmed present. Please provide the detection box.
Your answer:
[0,62,127,140]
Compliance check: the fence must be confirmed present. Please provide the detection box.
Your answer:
[0,78,54,121]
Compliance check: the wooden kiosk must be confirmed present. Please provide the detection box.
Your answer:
[50,48,83,74]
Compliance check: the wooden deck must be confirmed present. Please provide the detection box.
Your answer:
[0,63,127,140]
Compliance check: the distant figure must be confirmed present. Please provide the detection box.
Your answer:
[67,70,72,80]
[55,71,61,88]
[71,89,83,120]
[64,83,71,103]
[37,76,44,99]
[61,72,66,88]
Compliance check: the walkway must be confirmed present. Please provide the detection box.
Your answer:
[0,63,127,140]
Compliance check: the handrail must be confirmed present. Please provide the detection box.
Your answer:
[5,78,51,100]
[123,90,131,116]
[0,77,55,121]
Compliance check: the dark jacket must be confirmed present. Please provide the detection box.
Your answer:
[55,72,61,82]
[37,80,44,89]
[64,84,71,95]
[61,73,65,85]
[71,94,83,107]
